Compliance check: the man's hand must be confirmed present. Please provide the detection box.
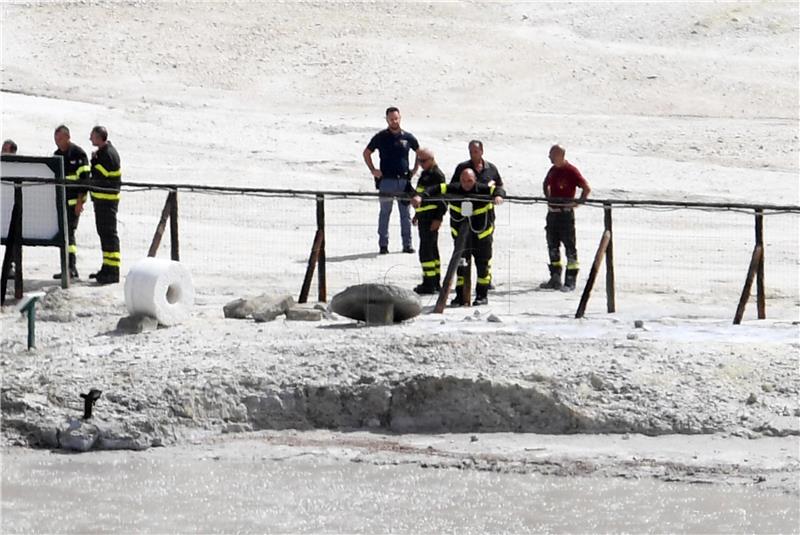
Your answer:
[412,215,418,226]
[74,196,85,215]
[493,196,504,206]
[430,219,441,232]
[411,195,422,208]
[371,169,382,179]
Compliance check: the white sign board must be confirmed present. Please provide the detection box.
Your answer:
[1,156,66,246]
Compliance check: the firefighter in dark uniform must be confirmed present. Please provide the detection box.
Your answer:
[52,125,90,280]
[408,147,446,294]
[88,126,122,285]
[451,139,503,289]
[450,139,504,188]
[540,144,591,291]
[413,168,505,306]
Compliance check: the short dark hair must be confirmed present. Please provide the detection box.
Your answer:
[385,106,400,116]
[2,139,17,154]
[91,126,108,141]
[54,125,70,136]
[468,139,483,150]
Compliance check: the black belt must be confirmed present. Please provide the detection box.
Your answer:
[548,206,573,213]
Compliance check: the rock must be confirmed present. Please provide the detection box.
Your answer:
[116,314,159,334]
[330,284,421,323]
[222,423,252,434]
[589,373,607,391]
[746,393,758,405]
[626,333,638,340]
[285,307,323,321]
[251,294,295,322]
[59,419,99,452]
[223,298,253,319]
[224,294,294,320]
[761,383,774,393]
[634,320,644,328]
[486,314,502,323]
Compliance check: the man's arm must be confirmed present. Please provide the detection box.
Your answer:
[409,149,419,178]
[577,180,591,205]
[542,179,549,198]
[362,147,381,179]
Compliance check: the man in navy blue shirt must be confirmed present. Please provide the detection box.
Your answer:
[363,107,419,254]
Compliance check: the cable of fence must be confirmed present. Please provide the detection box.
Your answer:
[2,176,800,213]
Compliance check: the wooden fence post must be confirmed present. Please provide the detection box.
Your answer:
[434,220,470,313]
[148,192,174,257]
[317,194,326,302]
[734,245,763,325]
[754,208,765,319]
[575,230,611,319]
[169,191,179,261]
[603,203,616,313]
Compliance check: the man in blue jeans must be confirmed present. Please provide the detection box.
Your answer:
[363,106,419,254]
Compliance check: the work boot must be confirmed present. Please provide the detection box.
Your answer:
[473,286,488,306]
[539,265,562,290]
[561,268,579,292]
[449,293,465,307]
[413,283,437,295]
[402,246,415,254]
[95,267,119,285]
[52,267,79,280]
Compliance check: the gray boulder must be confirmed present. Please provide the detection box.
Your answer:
[252,294,295,322]
[224,294,295,321]
[59,419,100,452]
[116,314,159,334]
[330,284,421,324]
[285,307,323,321]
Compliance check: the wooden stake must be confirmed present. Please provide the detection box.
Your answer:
[734,245,763,325]
[169,191,179,261]
[575,230,611,319]
[148,192,173,257]
[603,203,616,313]
[434,220,470,313]
[754,209,765,319]
[299,230,323,304]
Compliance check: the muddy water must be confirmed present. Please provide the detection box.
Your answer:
[2,446,797,534]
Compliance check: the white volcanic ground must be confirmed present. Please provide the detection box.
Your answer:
[1,1,798,493]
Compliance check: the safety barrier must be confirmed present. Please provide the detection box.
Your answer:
[2,177,798,322]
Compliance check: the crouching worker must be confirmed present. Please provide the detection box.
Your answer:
[412,168,505,306]
[409,148,446,295]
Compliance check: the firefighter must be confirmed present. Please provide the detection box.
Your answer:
[88,126,122,285]
[51,125,90,280]
[409,147,446,294]
[540,144,591,291]
[412,168,505,306]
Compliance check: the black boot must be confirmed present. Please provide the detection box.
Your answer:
[562,268,579,292]
[414,282,437,295]
[539,265,562,290]
[53,253,79,279]
[449,288,465,307]
[53,267,79,280]
[472,286,488,306]
[96,266,119,285]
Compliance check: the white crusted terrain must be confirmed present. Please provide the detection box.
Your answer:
[1,0,798,506]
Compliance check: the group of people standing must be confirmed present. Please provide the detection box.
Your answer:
[363,107,591,306]
[2,126,122,285]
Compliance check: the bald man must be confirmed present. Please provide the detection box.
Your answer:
[540,144,591,291]
[413,168,505,306]
[410,148,446,294]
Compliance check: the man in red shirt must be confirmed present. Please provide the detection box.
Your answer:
[540,145,591,291]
